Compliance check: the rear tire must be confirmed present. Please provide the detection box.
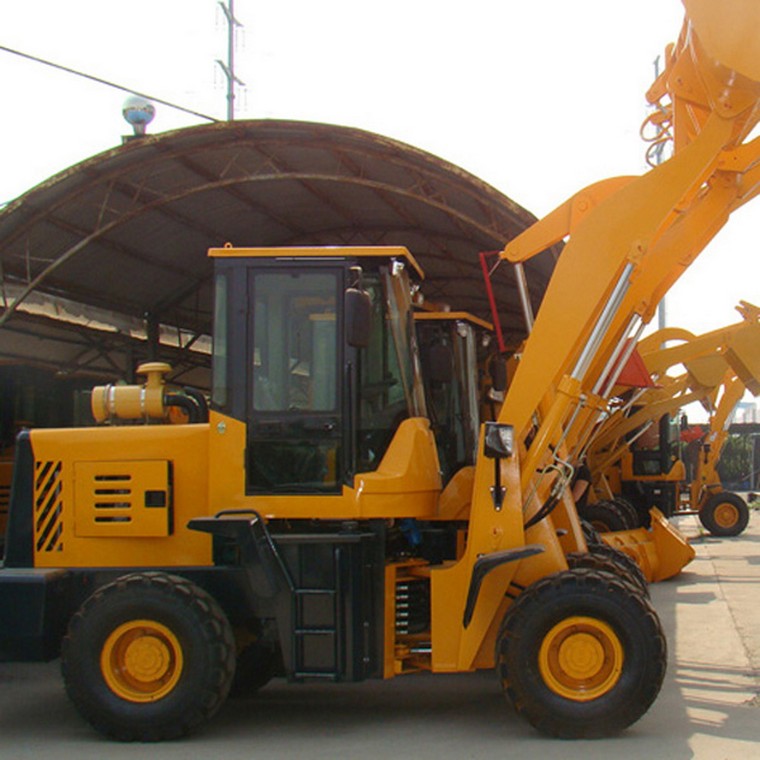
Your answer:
[698,491,749,536]
[612,497,641,528]
[566,549,648,597]
[591,542,648,594]
[61,571,236,741]
[496,568,665,738]
[579,500,634,532]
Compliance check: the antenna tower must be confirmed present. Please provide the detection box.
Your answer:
[216,0,245,120]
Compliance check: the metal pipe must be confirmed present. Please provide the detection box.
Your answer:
[600,318,645,397]
[514,262,535,333]
[591,316,635,396]
[571,263,635,382]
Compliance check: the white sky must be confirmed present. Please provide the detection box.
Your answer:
[0,0,758,348]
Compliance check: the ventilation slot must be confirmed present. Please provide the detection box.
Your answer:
[93,474,134,522]
[74,460,172,538]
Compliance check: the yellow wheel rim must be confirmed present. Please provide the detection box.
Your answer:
[713,502,739,529]
[101,619,183,702]
[539,616,624,701]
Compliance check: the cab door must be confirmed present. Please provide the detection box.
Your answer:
[246,267,343,494]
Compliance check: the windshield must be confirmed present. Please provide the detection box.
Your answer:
[356,263,426,472]
[417,318,479,481]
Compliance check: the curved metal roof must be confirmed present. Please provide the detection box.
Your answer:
[0,119,555,384]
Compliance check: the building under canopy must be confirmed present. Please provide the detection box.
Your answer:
[0,119,556,430]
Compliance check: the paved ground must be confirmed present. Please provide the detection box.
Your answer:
[1,511,759,759]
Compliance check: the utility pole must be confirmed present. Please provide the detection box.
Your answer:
[216,0,245,120]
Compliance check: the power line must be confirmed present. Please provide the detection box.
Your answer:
[0,44,220,123]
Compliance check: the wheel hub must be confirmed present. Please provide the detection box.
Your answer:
[539,615,624,701]
[713,502,738,529]
[123,634,172,683]
[101,619,183,702]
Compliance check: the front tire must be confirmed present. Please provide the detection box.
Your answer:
[698,491,749,537]
[61,572,236,741]
[496,568,665,738]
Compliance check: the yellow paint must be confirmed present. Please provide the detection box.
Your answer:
[433,465,474,521]
[587,311,760,541]
[431,441,534,672]
[91,362,172,422]
[208,414,441,520]
[73,460,171,538]
[414,311,493,332]
[601,509,696,583]
[538,616,624,702]
[100,619,183,703]
[685,0,760,81]
[31,423,212,568]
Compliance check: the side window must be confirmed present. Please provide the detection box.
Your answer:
[356,275,412,472]
[248,270,341,493]
[252,272,337,413]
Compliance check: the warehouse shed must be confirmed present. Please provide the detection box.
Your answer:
[0,119,555,431]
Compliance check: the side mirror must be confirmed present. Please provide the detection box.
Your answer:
[345,288,372,348]
[482,422,514,511]
[483,422,514,459]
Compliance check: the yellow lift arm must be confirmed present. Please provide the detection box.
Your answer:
[587,304,760,535]
[432,0,760,672]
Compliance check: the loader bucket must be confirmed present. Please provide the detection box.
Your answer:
[601,508,696,583]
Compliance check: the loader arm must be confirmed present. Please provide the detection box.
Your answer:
[497,2,760,483]
[432,0,760,672]
[589,307,760,475]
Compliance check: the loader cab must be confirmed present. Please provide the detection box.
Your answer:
[209,246,427,495]
[621,412,682,518]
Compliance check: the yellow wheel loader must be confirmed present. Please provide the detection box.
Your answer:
[1,0,759,743]
[587,303,760,536]
[0,245,664,741]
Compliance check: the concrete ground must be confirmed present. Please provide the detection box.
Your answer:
[1,511,759,759]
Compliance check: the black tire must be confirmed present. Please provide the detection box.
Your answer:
[496,568,666,738]
[611,497,642,528]
[579,501,633,532]
[580,519,603,546]
[698,491,750,537]
[594,542,648,593]
[61,571,236,741]
[566,550,649,597]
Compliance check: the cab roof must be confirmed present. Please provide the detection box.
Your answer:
[209,244,425,280]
